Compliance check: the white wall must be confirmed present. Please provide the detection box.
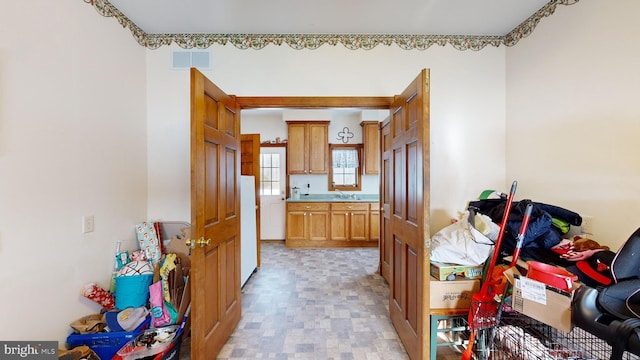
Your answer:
[506,0,640,248]
[0,1,147,342]
[146,44,507,234]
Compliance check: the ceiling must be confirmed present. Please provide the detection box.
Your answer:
[108,0,549,36]
[91,0,577,50]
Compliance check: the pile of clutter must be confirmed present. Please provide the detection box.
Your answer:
[62,222,191,360]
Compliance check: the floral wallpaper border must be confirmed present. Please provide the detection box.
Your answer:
[84,0,578,51]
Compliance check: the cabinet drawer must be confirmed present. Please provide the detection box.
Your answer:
[330,203,369,211]
[287,202,330,211]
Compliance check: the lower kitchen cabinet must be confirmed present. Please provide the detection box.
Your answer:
[286,201,378,248]
[330,203,369,241]
[286,203,330,247]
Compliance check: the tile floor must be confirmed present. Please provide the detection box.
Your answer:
[180,241,464,360]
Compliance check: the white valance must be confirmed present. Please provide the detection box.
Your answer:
[332,149,359,168]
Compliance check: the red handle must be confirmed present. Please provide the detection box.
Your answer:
[481,180,517,290]
[510,203,534,267]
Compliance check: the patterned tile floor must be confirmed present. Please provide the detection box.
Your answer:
[180,241,463,360]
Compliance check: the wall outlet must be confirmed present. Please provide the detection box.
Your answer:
[82,215,95,234]
[581,215,594,235]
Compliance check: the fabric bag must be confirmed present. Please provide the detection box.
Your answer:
[430,211,494,266]
[149,281,173,327]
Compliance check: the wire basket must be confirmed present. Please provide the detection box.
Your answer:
[468,298,502,331]
[488,311,640,360]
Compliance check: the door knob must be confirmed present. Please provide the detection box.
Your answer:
[186,237,212,249]
[197,237,211,247]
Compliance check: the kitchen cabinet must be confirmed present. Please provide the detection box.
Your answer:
[286,202,330,247]
[330,203,369,241]
[286,121,329,174]
[360,121,380,175]
[286,200,378,248]
[368,203,380,242]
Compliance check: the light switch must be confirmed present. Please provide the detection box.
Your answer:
[83,215,95,234]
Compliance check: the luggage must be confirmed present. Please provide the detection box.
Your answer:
[572,227,640,360]
[597,227,640,320]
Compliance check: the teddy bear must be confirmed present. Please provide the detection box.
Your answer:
[571,235,610,252]
[559,236,610,262]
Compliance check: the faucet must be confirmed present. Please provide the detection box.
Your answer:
[335,190,346,199]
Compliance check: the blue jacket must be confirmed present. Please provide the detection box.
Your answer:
[468,199,582,255]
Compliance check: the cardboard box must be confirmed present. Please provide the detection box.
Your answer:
[430,261,484,281]
[510,273,580,333]
[430,277,480,309]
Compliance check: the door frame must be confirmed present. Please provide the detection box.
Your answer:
[236,94,430,359]
[237,97,392,110]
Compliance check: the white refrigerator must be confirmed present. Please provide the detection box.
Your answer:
[240,175,258,286]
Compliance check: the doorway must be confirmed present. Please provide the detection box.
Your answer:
[236,91,430,359]
[259,145,287,240]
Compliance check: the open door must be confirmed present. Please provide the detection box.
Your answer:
[388,69,431,360]
[190,68,242,359]
[241,133,261,266]
[379,117,392,283]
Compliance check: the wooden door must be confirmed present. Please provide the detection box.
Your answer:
[361,121,380,175]
[349,209,368,241]
[286,206,307,241]
[369,203,380,243]
[308,122,328,174]
[388,70,430,360]
[190,68,242,359]
[241,133,261,266]
[308,208,330,241]
[287,123,307,174]
[379,118,392,283]
[330,210,349,241]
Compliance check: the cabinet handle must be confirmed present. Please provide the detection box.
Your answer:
[309,170,312,173]
[351,213,354,216]
[347,206,352,209]
[304,213,307,216]
[305,206,311,209]
[345,212,348,216]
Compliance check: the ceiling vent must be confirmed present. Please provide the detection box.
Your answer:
[171,50,211,70]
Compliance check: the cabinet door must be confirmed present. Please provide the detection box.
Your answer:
[361,121,380,175]
[369,206,380,242]
[330,211,349,241]
[308,210,330,241]
[308,123,328,174]
[287,123,307,174]
[349,210,369,241]
[286,210,307,241]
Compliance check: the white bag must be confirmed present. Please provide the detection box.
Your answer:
[430,211,495,266]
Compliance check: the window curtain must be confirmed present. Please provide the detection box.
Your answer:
[332,149,359,168]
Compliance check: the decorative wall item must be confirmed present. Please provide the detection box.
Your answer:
[336,127,354,143]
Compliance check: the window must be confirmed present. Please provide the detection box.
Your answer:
[259,153,281,195]
[328,144,362,191]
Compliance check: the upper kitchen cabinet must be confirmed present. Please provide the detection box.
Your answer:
[287,121,329,174]
[360,121,380,175]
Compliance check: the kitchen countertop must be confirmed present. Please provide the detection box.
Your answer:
[287,194,379,203]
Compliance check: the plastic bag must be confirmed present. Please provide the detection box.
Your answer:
[430,211,494,266]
